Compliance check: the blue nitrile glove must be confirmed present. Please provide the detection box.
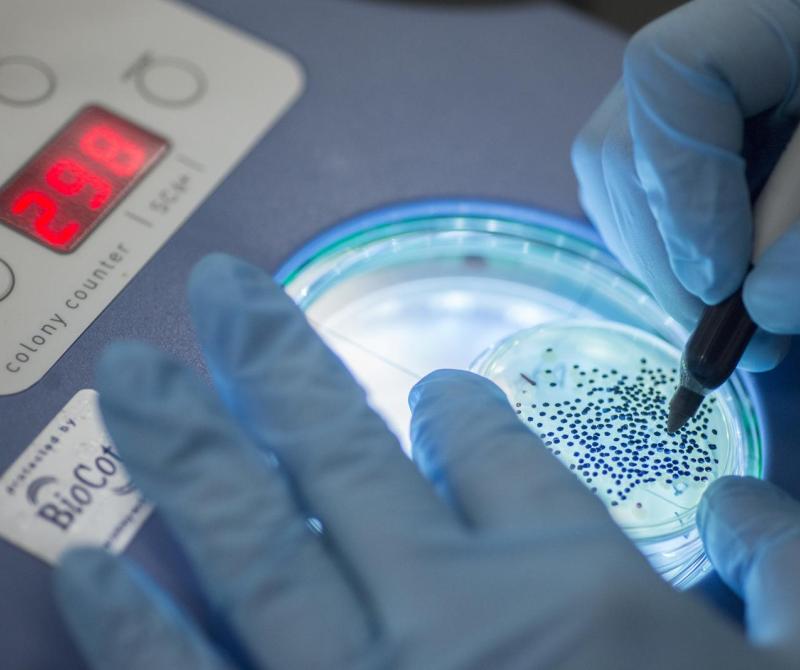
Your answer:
[54,254,794,669]
[698,476,800,660]
[572,0,800,371]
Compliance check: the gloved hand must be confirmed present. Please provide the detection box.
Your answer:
[53,254,798,669]
[572,0,800,371]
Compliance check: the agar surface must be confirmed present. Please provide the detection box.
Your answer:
[505,347,730,534]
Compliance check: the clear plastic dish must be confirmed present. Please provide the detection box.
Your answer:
[280,206,762,587]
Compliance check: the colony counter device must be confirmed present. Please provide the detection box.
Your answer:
[0,1,798,668]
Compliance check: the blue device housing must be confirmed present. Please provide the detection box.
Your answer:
[1,1,798,667]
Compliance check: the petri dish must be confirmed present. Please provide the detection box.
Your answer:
[279,202,762,587]
[472,322,744,538]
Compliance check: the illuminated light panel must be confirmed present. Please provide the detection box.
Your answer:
[281,212,762,587]
[0,106,168,253]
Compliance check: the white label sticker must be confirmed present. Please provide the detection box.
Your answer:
[0,389,151,564]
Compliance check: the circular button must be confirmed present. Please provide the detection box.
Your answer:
[0,259,15,302]
[135,57,206,108]
[0,56,56,107]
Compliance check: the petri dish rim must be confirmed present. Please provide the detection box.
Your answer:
[276,199,766,587]
[472,318,751,542]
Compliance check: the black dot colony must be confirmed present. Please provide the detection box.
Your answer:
[512,350,723,524]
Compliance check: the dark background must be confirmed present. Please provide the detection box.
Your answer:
[385,0,686,32]
[570,0,684,31]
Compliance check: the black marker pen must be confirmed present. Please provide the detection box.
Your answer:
[668,126,800,433]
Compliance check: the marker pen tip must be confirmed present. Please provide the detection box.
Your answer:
[667,386,704,434]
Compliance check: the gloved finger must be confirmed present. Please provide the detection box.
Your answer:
[54,548,232,670]
[575,82,790,371]
[698,476,800,654]
[187,254,456,606]
[737,329,792,373]
[572,82,639,275]
[596,86,789,371]
[97,343,372,669]
[624,0,800,303]
[745,220,800,334]
[409,370,615,533]
[598,84,703,330]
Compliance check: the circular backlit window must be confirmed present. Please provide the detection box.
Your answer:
[279,201,762,588]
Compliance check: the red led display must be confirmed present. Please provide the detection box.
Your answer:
[0,106,168,253]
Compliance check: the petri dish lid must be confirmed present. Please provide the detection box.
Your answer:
[280,203,762,587]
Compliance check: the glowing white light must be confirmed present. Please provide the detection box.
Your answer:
[436,290,474,311]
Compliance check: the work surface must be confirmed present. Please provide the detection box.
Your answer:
[1,1,798,667]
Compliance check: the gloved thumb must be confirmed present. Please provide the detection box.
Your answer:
[744,221,800,335]
[698,476,800,657]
